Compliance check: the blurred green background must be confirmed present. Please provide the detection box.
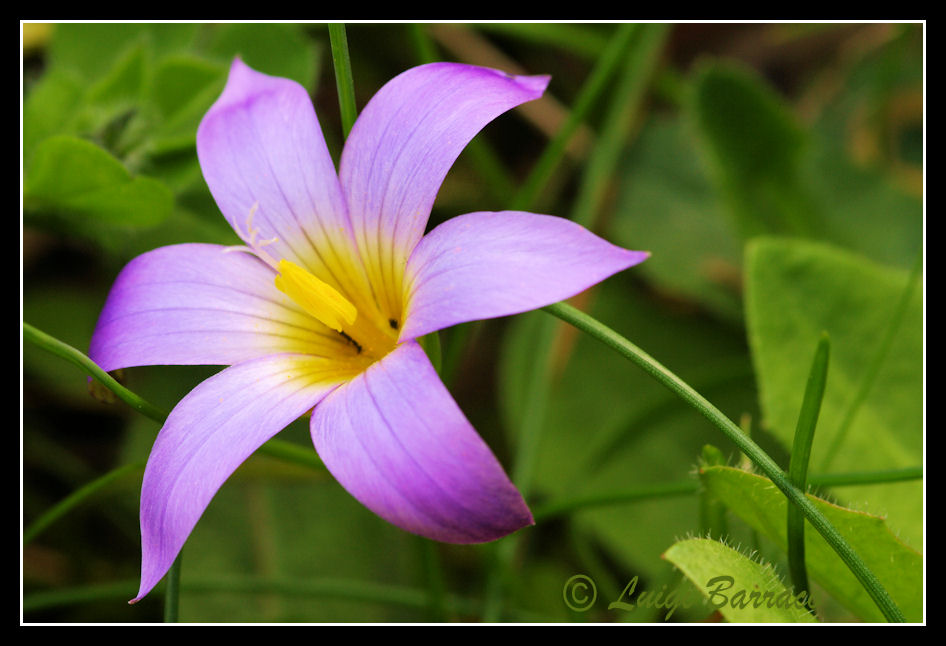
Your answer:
[21,22,923,623]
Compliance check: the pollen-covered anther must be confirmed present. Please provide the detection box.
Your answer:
[274,259,357,333]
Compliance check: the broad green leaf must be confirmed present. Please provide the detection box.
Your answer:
[700,465,922,622]
[22,68,85,163]
[612,116,743,322]
[147,56,227,156]
[150,55,225,120]
[803,142,922,270]
[663,537,818,623]
[690,62,818,238]
[207,23,318,91]
[745,238,922,547]
[25,135,172,228]
[47,23,198,81]
[85,41,149,107]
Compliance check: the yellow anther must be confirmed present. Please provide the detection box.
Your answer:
[274,259,357,333]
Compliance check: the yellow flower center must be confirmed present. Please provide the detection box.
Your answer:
[274,259,398,360]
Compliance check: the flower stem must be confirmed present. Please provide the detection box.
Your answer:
[482,25,672,622]
[23,322,166,422]
[23,460,145,545]
[164,552,182,622]
[328,24,358,139]
[23,322,327,471]
[541,301,905,623]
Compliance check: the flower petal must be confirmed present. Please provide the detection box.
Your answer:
[197,59,363,296]
[339,63,550,322]
[400,211,649,340]
[134,354,350,602]
[90,243,348,371]
[310,340,533,543]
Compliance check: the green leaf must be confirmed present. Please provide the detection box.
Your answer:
[23,69,86,163]
[700,466,922,622]
[48,23,198,82]
[85,41,149,107]
[25,135,172,228]
[207,23,318,91]
[146,56,227,156]
[612,117,743,322]
[803,142,922,270]
[150,55,226,122]
[745,238,923,547]
[690,62,817,238]
[663,537,818,623]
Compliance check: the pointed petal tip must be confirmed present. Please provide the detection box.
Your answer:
[514,72,551,97]
[311,341,537,547]
[474,64,549,99]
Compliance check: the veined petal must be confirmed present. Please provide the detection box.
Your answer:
[90,243,351,371]
[310,341,533,543]
[400,211,649,340]
[339,63,550,323]
[134,354,352,602]
[197,59,364,298]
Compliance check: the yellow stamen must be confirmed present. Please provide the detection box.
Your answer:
[274,259,357,333]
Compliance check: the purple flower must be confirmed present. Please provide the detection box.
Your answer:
[90,59,648,602]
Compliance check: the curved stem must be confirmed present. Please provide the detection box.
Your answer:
[541,301,905,623]
[23,322,326,472]
[24,322,166,422]
[24,460,145,545]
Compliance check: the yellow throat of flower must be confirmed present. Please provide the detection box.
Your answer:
[274,258,397,359]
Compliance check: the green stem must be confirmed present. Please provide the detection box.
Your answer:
[23,576,553,621]
[810,466,922,488]
[534,480,697,522]
[530,465,923,523]
[328,24,357,139]
[24,322,166,422]
[419,538,448,622]
[483,24,670,621]
[699,444,729,538]
[541,301,905,623]
[23,321,326,472]
[406,23,438,64]
[570,23,668,228]
[24,460,145,545]
[509,23,639,212]
[787,333,830,610]
[164,552,182,622]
